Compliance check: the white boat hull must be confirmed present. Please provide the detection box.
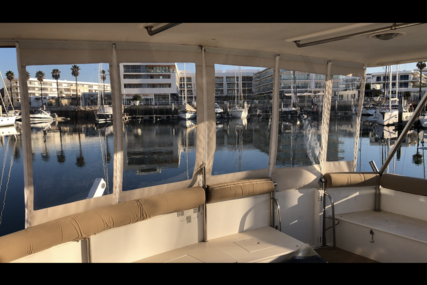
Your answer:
[0,116,16,127]
[362,109,376,116]
[178,112,197,120]
[374,110,412,125]
[230,108,248,119]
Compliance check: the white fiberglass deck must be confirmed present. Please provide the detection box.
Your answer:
[135,226,306,263]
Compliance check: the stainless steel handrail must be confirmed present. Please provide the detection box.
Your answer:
[320,177,336,249]
[379,90,427,175]
[271,197,282,232]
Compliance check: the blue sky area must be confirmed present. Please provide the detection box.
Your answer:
[0,47,421,89]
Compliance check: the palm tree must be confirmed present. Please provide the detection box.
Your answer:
[71,65,81,106]
[100,70,107,106]
[417,61,426,102]
[51,69,61,106]
[5,71,14,110]
[35,71,45,108]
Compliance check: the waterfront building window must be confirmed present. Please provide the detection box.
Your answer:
[124,65,144,73]
[147,84,171,88]
[125,84,143,88]
[215,77,223,83]
[400,75,409,80]
[124,74,143,79]
[148,74,170,79]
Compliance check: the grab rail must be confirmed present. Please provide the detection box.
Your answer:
[320,177,336,249]
[271,196,282,232]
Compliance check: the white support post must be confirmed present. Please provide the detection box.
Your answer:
[353,68,367,172]
[268,55,280,178]
[320,61,333,175]
[111,44,123,204]
[15,42,34,228]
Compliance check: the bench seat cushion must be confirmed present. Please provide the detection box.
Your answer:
[381,173,427,196]
[0,187,205,263]
[206,178,274,203]
[323,172,379,189]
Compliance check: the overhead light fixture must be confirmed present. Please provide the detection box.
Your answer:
[370,32,405,40]
[145,23,181,36]
[294,23,422,48]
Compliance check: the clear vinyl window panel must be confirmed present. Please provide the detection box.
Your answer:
[212,64,271,175]
[276,70,324,168]
[326,74,360,162]
[122,63,196,190]
[23,63,114,210]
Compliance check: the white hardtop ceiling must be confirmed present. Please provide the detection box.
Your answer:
[1,23,426,68]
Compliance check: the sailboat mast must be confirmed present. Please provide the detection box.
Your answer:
[388,65,393,112]
[396,64,399,107]
[235,66,237,106]
[184,63,187,105]
[239,66,243,104]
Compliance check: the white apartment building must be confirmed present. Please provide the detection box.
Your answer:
[253,69,361,101]
[177,69,196,105]
[214,69,257,102]
[368,69,427,101]
[177,68,258,104]
[2,77,110,107]
[120,63,179,105]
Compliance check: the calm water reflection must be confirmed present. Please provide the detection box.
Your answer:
[1,116,427,237]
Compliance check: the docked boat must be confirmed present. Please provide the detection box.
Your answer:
[281,106,298,116]
[178,103,197,120]
[30,109,53,122]
[362,104,376,116]
[229,105,248,119]
[374,99,412,125]
[96,106,113,123]
[3,23,427,263]
[215,103,224,118]
[0,115,16,127]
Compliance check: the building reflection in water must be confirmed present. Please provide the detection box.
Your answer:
[122,120,197,190]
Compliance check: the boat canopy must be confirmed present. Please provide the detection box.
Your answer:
[1,23,426,227]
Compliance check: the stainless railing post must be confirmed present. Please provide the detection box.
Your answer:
[369,160,381,212]
[320,178,327,247]
[203,166,208,242]
[320,177,336,249]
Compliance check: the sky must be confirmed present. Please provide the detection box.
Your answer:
[0,47,422,89]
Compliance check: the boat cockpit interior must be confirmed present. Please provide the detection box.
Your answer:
[1,23,427,263]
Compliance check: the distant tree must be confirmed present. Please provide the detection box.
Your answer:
[100,70,107,106]
[26,71,30,81]
[35,71,45,107]
[71,65,81,106]
[5,71,14,109]
[417,61,426,101]
[132,94,142,101]
[51,69,61,106]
